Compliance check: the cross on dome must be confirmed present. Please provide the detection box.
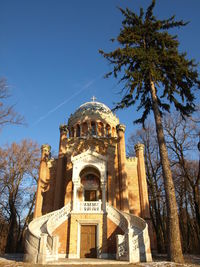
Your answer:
[91,96,97,102]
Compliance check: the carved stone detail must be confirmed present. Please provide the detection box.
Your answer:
[116,124,126,133]
[71,149,107,184]
[126,157,137,163]
[41,144,51,161]
[134,143,144,152]
[59,124,68,133]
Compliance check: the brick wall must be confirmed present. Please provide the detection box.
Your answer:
[126,159,141,216]
[107,218,124,254]
[52,218,70,254]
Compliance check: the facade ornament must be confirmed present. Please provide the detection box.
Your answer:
[41,144,51,160]
[134,143,144,152]
[116,124,126,133]
[59,124,68,133]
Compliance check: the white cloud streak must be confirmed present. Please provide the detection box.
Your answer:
[32,78,96,126]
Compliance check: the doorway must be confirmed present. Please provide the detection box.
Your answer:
[84,190,97,201]
[80,225,97,258]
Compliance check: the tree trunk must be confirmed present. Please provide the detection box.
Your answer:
[5,196,18,253]
[192,185,200,234]
[150,81,184,263]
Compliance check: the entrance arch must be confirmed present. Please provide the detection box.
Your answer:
[80,166,101,202]
[71,150,107,212]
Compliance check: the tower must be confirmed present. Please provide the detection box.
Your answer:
[25,100,153,264]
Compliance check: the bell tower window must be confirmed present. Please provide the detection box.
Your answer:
[76,124,80,137]
[91,121,96,136]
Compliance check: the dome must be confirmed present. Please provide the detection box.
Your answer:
[74,101,111,115]
[68,101,119,127]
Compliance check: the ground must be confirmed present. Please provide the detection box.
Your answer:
[0,254,199,267]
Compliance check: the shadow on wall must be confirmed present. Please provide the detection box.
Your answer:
[138,232,146,262]
[107,219,124,255]
[41,162,57,214]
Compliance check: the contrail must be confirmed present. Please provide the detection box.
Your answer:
[32,78,97,126]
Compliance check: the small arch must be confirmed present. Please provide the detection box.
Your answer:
[91,121,96,136]
[80,165,101,178]
[70,127,74,137]
[106,124,111,137]
[98,122,104,137]
[80,166,101,201]
[82,122,88,136]
[112,127,115,137]
[76,124,80,137]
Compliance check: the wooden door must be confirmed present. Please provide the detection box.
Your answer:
[80,225,97,258]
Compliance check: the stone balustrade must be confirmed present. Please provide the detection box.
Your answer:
[107,204,152,263]
[75,200,102,213]
[25,201,151,264]
[24,203,72,264]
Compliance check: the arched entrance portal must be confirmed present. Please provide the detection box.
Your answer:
[80,166,101,202]
[71,150,107,212]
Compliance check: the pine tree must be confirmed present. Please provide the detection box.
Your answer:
[99,0,200,263]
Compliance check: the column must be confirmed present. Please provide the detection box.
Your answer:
[80,124,82,137]
[38,233,48,264]
[34,144,51,218]
[73,183,78,211]
[103,125,106,137]
[117,124,129,212]
[134,144,150,219]
[101,182,106,212]
[95,121,98,136]
[74,126,77,137]
[107,148,116,206]
[135,143,155,249]
[54,125,68,210]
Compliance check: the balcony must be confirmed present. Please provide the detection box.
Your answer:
[74,200,102,213]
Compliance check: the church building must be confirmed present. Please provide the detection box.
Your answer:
[24,100,153,264]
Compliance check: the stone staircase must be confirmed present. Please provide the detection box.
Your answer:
[24,202,151,264]
[24,203,71,264]
[106,204,152,262]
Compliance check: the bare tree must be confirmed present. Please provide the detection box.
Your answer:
[164,112,200,250]
[0,78,24,129]
[128,113,200,253]
[0,140,40,252]
[128,122,167,252]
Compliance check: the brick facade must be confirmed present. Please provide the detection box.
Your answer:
[33,100,154,258]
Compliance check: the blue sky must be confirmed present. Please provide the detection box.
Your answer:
[0,0,200,155]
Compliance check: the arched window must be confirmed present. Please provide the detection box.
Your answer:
[106,124,111,137]
[98,122,104,136]
[82,122,88,136]
[91,121,96,136]
[71,127,74,137]
[80,167,101,202]
[112,127,115,137]
[76,124,80,137]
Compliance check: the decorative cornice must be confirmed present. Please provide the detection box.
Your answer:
[116,124,126,133]
[41,144,51,152]
[134,143,144,152]
[126,157,137,163]
[59,124,68,133]
[71,149,107,163]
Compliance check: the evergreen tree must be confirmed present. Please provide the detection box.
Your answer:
[99,0,200,263]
